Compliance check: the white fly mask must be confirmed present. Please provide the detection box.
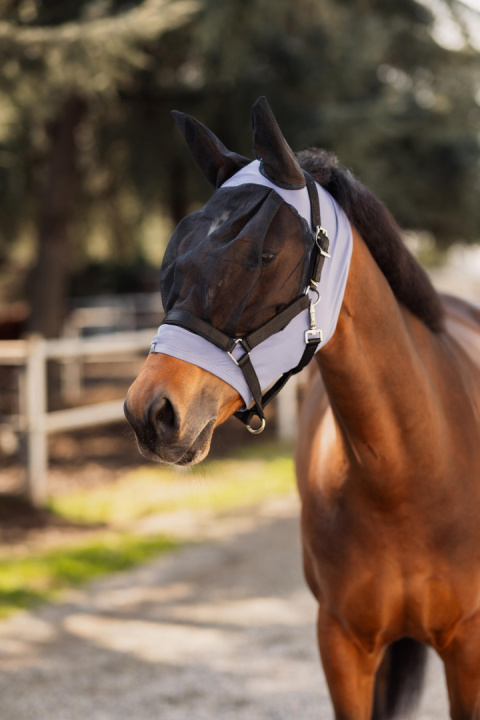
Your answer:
[150,98,353,432]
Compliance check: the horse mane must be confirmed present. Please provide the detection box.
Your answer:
[297,148,445,333]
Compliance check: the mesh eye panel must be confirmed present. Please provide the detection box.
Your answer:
[160,184,313,337]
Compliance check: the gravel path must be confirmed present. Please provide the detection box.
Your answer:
[0,497,449,719]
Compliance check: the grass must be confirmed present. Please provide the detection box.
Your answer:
[0,441,296,619]
[48,440,296,525]
[0,534,176,618]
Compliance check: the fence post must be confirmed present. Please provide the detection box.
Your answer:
[24,335,48,506]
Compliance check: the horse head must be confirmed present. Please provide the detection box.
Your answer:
[124,97,333,465]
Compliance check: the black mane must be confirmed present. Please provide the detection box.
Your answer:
[297,149,444,333]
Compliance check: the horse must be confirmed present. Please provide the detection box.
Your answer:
[124,97,480,720]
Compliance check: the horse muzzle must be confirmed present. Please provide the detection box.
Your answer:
[124,392,215,465]
[124,353,242,466]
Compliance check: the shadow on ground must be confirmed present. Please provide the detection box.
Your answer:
[0,499,449,720]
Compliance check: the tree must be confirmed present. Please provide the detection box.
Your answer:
[0,0,479,337]
[0,0,197,336]
[178,0,480,243]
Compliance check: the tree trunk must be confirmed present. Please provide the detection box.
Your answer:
[27,96,85,339]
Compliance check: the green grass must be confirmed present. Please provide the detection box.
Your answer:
[0,534,176,618]
[1,441,296,619]
[49,441,296,525]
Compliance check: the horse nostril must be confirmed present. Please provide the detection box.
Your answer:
[153,396,176,433]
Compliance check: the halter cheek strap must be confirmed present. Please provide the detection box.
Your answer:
[158,171,329,434]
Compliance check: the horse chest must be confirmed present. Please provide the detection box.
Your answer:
[301,490,480,650]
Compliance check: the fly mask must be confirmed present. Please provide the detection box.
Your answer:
[150,98,353,432]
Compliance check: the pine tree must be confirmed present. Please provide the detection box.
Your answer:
[0,0,479,337]
[0,0,197,336]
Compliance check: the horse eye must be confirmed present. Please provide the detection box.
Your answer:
[261,251,276,265]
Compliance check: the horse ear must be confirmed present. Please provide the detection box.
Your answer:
[172,111,250,188]
[251,97,305,189]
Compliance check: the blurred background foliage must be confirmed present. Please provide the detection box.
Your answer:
[0,0,479,337]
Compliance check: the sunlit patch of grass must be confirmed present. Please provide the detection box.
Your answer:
[49,441,296,525]
[0,441,296,619]
[0,534,176,619]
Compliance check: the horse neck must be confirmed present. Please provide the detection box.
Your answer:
[316,227,441,475]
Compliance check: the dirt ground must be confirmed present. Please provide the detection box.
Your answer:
[0,496,449,720]
[0,364,451,718]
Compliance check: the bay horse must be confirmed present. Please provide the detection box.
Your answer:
[124,97,480,720]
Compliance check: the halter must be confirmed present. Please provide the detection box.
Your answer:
[158,172,330,434]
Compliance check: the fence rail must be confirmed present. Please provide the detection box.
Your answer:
[0,330,155,506]
[1,328,300,507]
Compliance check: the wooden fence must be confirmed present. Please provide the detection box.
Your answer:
[0,330,300,507]
[0,330,154,506]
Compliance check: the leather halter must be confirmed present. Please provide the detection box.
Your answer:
[159,171,330,433]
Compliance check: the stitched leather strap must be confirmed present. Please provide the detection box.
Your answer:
[304,171,330,288]
[161,309,236,353]
[242,295,309,350]
[304,171,320,230]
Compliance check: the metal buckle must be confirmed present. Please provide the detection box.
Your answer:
[305,328,322,344]
[228,338,247,366]
[305,291,322,345]
[315,226,330,258]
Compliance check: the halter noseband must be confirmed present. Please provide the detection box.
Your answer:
[158,171,330,434]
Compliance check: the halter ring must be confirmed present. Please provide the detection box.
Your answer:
[306,287,321,306]
[246,416,266,434]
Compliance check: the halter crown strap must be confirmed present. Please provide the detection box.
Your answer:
[304,171,330,288]
[158,171,329,434]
